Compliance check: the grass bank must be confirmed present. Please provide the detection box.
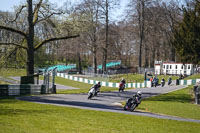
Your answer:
[58,73,179,84]
[55,77,119,94]
[82,73,179,83]
[0,96,199,133]
[184,74,200,80]
[138,86,200,120]
[0,68,26,78]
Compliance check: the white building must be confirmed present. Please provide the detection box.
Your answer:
[155,62,194,75]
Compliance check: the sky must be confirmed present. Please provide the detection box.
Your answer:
[0,0,128,20]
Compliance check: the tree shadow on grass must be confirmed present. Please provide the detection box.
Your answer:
[0,96,19,104]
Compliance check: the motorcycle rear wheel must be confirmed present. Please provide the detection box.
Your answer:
[130,104,137,112]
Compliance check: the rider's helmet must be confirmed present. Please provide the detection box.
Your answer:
[137,91,142,96]
[98,81,101,85]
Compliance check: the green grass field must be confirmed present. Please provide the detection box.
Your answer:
[0,96,200,133]
[0,81,9,84]
[138,85,200,120]
[54,77,119,94]
[1,69,200,132]
[85,73,179,83]
[184,74,200,80]
[0,68,180,85]
[0,68,26,78]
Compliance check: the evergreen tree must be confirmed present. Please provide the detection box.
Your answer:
[173,0,200,64]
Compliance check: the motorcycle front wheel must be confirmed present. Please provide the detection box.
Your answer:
[88,93,93,99]
[123,103,128,110]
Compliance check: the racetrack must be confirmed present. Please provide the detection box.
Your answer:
[17,84,200,123]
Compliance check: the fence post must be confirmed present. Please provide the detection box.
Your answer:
[194,85,200,104]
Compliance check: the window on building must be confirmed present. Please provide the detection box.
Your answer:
[163,65,165,69]
[167,65,169,69]
[175,65,177,69]
[170,65,172,69]
[181,65,183,69]
[188,65,190,69]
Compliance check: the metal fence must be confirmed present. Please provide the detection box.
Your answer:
[42,68,56,94]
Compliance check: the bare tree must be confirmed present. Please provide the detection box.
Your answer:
[97,0,118,73]
[126,0,149,72]
[73,0,103,73]
[0,0,79,83]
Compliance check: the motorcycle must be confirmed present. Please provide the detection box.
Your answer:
[161,79,165,87]
[88,87,99,99]
[153,79,158,87]
[168,78,172,85]
[124,96,141,112]
[119,82,125,92]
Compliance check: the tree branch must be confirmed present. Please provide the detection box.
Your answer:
[0,25,27,38]
[9,5,26,23]
[0,42,27,50]
[34,35,80,51]
[33,0,43,25]
[36,11,63,24]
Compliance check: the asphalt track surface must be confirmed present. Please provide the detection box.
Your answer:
[17,83,200,123]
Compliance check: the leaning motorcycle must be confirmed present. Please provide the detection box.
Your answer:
[124,96,141,112]
[88,87,99,99]
[161,79,165,87]
[88,87,95,99]
[168,79,172,85]
[119,82,125,92]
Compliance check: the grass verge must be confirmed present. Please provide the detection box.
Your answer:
[138,85,200,120]
[0,81,9,84]
[54,77,119,94]
[184,74,200,80]
[0,68,26,78]
[81,73,179,83]
[0,96,200,133]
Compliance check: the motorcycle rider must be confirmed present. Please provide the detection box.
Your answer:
[168,76,172,85]
[119,78,126,92]
[121,78,126,84]
[121,78,126,86]
[153,76,158,87]
[134,91,142,104]
[161,78,165,87]
[91,82,101,96]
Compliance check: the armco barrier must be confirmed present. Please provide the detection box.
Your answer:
[57,73,152,88]
[0,84,45,96]
[179,79,200,86]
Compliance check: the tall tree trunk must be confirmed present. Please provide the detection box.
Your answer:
[138,0,145,73]
[77,52,82,74]
[150,42,155,68]
[93,46,97,73]
[27,0,34,83]
[170,45,176,62]
[102,0,109,74]
[92,25,97,73]
[102,48,107,74]
[144,42,148,68]
[93,3,99,74]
